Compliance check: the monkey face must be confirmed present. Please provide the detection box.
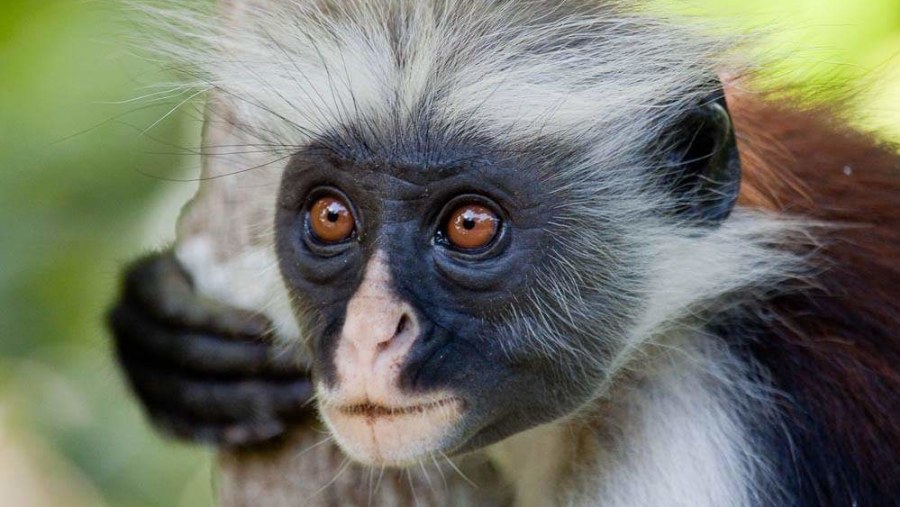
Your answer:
[273,91,739,466]
[273,140,624,466]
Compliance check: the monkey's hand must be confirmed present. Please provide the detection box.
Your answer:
[108,251,314,447]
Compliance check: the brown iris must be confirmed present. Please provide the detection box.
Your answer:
[308,195,355,244]
[446,203,500,250]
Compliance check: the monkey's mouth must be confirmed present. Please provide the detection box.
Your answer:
[321,394,466,466]
[337,397,463,419]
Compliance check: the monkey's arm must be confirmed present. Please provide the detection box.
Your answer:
[108,250,313,446]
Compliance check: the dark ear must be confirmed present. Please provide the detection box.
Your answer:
[660,89,741,225]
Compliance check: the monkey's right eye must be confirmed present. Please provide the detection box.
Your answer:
[306,193,356,245]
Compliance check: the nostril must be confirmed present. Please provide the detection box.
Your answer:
[395,314,410,337]
[374,314,411,353]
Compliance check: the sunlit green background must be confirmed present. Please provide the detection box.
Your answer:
[1,1,898,505]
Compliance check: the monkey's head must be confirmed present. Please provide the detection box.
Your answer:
[274,90,738,465]
[172,0,749,467]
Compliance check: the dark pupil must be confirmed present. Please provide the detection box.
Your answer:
[462,216,476,230]
[326,206,340,223]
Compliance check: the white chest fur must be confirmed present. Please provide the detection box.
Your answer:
[488,337,770,507]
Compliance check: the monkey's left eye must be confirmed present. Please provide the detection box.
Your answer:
[441,203,501,251]
[306,193,356,245]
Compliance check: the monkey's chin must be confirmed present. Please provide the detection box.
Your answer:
[320,396,465,467]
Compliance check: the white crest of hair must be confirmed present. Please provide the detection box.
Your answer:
[131,0,810,505]
[132,0,744,157]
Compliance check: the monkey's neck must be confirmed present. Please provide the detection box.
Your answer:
[488,332,770,507]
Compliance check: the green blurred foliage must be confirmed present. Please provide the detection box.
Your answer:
[0,1,896,506]
[1,1,213,506]
[650,0,900,137]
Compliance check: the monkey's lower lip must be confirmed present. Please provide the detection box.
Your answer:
[337,397,463,418]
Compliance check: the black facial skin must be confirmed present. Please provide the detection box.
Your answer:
[108,252,314,446]
[276,142,553,374]
[275,139,580,453]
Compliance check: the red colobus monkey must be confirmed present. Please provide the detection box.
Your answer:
[109,0,900,505]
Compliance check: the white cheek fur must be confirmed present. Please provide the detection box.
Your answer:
[176,237,301,342]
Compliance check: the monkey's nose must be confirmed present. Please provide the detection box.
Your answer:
[342,301,419,373]
[336,251,421,386]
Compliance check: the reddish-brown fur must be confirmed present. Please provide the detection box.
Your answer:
[729,91,900,503]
